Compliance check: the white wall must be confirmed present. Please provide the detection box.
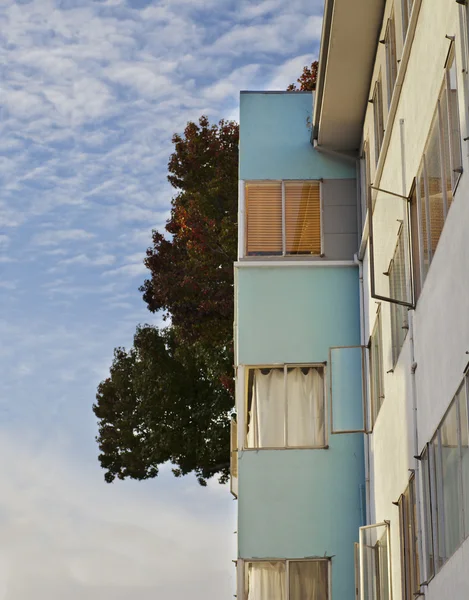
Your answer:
[360,0,469,597]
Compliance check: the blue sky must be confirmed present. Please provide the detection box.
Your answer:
[0,0,322,597]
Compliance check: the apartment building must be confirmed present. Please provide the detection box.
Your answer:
[232,0,469,598]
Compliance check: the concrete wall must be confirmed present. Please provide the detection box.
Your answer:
[236,265,360,366]
[239,92,355,181]
[238,439,364,600]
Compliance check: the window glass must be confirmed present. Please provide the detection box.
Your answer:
[458,380,469,537]
[246,182,282,256]
[447,53,462,192]
[389,227,409,364]
[286,367,325,447]
[385,16,397,106]
[246,366,325,449]
[245,561,286,600]
[424,113,444,257]
[440,400,463,558]
[373,79,384,165]
[421,446,435,580]
[370,313,384,425]
[246,368,285,447]
[359,524,390,600]
[285,182,321,255]
[289,561,328,600]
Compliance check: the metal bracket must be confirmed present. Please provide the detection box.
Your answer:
[370,185,410,200]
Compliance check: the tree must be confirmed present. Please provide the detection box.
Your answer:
[94,64,314,486]
[287,61,318,92]
[93,326,232,485]
[94,117,238,486]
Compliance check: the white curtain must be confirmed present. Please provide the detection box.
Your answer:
[289,561,328,600]
[246,562,286,600]
[247,369,285,447]
[287,368,324,447]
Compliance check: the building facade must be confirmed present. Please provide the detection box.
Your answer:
[231,0,469,598]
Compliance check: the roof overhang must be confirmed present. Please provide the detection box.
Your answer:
[313,0,386,152]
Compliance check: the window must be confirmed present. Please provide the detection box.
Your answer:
[389,225,409,365]
[385,15,398,107]
[245,365,325,449]
[358,522,392,600]
[244,559,329,600]
[399,476,420,600]
[421,375,469,576]
[230,417,238,497]
[415,50,462,285]
[245,181,321,257]
[401,0,414,42]
[362,140,371,229]
[370,311,384,426]
[373,78,385,165]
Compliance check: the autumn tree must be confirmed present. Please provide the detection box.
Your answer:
[94,64,315,486]
[287,61,318,91]
[94,117,238,485]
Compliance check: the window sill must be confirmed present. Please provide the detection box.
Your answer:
[242,445,329,451]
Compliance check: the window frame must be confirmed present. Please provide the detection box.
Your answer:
[420,373,469,577]
[370,308,385,428]
[401,0,414,42]
[398,474,420,600]
[329,345,368,434]
[373,76,385,165]
[388,223,409,366]
[385,13,398,108]
[358,521,393,600]
[244,363,327,450]
[244,179,323,258]
[242,558,331,600]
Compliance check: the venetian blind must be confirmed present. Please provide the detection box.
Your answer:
[245,182,282,256]
[285,181,321,255]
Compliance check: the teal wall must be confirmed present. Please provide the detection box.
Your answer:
[239,92,355,181]
[236,266,360,365]
[238,438,364,599]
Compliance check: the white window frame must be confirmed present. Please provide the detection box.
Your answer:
[388,224,409,366]
[230,416,238,498]
[358,521,393,600]
[385,13,398,108]
[242,558,331,600]
[243,180,323,258]
[401,0,414,42]
[244,363,327,450]
[398,474,420,600]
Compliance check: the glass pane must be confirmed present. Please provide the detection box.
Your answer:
[285,182,321,255]
[246,561,286,600]
[289,561,328,600]
[409,478,420,596]
[286,367,325,447]
[360,524,390,600]
[374,80,384,164]
[458,380,469,537]
[424,113,444,256]
[370,316,384,425]
[417,166,430,282]
[440,400,463,558]
[330,347,365,433]
[389,228,409,364]
[447,54,462,191]
[431,434,445,570]
[246,368,285,448]
[421,447,435,580]
[246,182,282,256]
[438,87,452,208]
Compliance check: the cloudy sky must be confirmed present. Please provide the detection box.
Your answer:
[0,0,322,597]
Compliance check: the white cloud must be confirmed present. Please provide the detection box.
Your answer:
[32,229,95,246]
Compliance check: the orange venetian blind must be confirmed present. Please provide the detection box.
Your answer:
[285,181,321,255]
[245,182,282,256]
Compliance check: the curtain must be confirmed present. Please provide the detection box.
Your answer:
[247,369,285,447]
[246,562,286,600]
[287,368,324,447]
[289,561,328,600]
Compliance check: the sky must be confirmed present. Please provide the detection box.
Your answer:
[0,0,322,597]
